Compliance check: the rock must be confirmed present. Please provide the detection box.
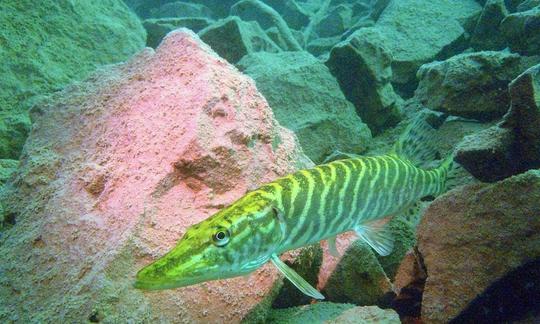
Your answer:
[0,29,312,323]
[470,0,509,50]
[125,0,237,19]
[417,170,540,323]
[501,6,540,56]
[322,240,395,306]
[455,125,517,182]
[326,28,403,134]
[266,302,356,323]
[149,1,213,19]
[326,306,401,324]
[272,244,323,308]
[199,16,281,64]
[392,249,427,321]
[0,160,18,185]
[376,215,417,280]
[452,259,540,323]
[455,63,540,181]
[143,17,213,48]
[231,0,302,51]
[505,63,540,167]
[314,4,354,38]
[238,51,372,163]
[0,0,146,159]
[261,0,311,30]
[517,0,540,11]
[307,36,343,58]
[374,0,482,88]
[415,51,524,121]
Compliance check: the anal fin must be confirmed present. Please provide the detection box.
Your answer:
[270,254,324,300]
[354,218,394,256]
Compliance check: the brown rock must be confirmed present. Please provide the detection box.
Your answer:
[417,170,540,323]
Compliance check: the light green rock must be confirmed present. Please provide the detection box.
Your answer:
[326,306,401,324]
[501,6,540,56]
[0,0,146,159]
[199,16,281,64]
[144,17,213,48]
[323,240,395,306]
[374,0,482,87]
[326,27,403,134]
[0,160,18,185]
[238,51,372,163]
[266,302,356,324]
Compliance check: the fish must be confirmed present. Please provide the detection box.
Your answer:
[134,116,453,299]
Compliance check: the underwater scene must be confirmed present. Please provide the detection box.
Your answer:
[1,0,540,323]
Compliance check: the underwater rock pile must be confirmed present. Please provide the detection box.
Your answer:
[2,0,540,322]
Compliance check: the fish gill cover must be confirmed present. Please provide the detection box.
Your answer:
[0,0,540,323]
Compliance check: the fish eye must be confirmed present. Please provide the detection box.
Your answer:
[212,228,230,247]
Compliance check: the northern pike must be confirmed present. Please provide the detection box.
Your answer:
[134,117,453,299]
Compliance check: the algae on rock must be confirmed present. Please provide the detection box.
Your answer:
[0,0,146,159]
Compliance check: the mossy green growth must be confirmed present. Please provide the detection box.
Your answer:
[266,302,355,324]
[0,160,18,185]
[241,278,284,324]
[376,214,417,280]
[272,244,323,308]
[0,0,145,159]
[323,240,395,306]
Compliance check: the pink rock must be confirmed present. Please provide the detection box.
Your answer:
[0,29,311,323]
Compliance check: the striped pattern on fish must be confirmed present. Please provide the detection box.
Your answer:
[134,116,452,299]
[258,153,447,253]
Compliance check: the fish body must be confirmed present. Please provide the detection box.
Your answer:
[135,116,452,298]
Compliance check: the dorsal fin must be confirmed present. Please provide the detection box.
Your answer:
[391,112,445,168]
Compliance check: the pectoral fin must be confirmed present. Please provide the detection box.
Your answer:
[270,254,324,300]
[327,236,340,257]
[354,218,394,256]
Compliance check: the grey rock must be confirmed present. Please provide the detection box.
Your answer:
[326,28,403,134]
[375,0,482,87]
[322,240,395,306]
[231,0,302,51]
[470,0,509,50]
[415,51,523,121]
[199,17,281,64]
[149,1,213,19]
[325,306,400,323]
[261,0,311,30]
[238,51,372,163]
[517,0,540,11]
[455,63,540,181]
[143,17,213,48]
[314,4,354,38]
[501,6,540,55]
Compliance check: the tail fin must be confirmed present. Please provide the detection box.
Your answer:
[391,112,446,169]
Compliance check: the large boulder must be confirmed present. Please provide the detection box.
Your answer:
[149,1,214,19]
[326,28,403,134]
[417,170,540,323]
[455,63,540,181]
[501,6,540,56]
[374,0,482,89]
[238,51,372,163]
[415,51,525,121]
[0,30,312,323]
[0,0,146,159]
[199,16,281,64]
[260,0,311,30]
